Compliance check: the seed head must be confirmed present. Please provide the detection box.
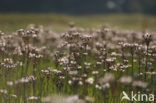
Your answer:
[143,33,152,46]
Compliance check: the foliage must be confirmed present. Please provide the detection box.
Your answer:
[0,0,156,14]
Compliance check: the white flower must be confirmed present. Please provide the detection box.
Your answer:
[86,77,94,85]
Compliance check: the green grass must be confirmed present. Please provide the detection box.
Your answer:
[0,13,156,33]
[0,14,155,103]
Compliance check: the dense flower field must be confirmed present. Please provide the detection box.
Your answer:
[0,23,155,103]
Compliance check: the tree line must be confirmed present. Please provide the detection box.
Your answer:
[0,0,156,14]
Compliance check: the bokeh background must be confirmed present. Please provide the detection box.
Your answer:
[0,0,156,14]
[0,0,156,33]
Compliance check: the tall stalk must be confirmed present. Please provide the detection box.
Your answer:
[131,52,134,76]
[143,33,152,81]
[145,45,149,80]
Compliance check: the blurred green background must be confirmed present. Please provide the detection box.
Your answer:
[0,14,156,33]
[0,0,156,33]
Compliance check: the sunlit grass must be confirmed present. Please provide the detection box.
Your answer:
[0,14,156,33]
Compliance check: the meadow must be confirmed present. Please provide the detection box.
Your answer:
[0,14,156,33]
[0,14,156,103]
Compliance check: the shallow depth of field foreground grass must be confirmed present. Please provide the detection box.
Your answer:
[0,14,156,103]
